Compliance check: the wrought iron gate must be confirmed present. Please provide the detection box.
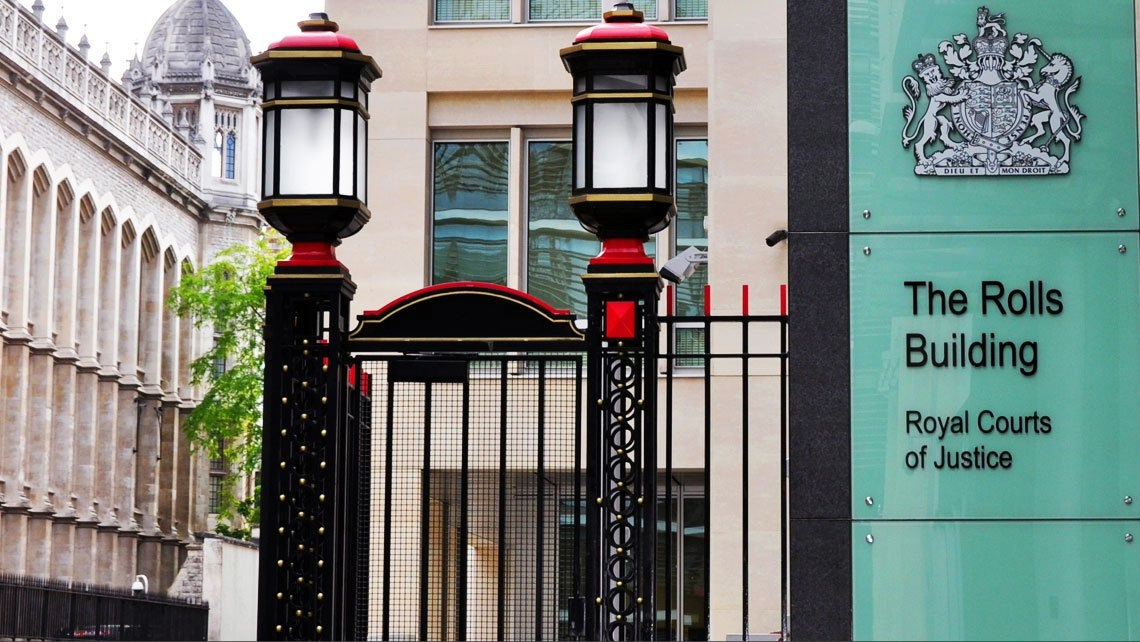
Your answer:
[346,283,589,641]
[345,282,790,641]
[355,354,584,641]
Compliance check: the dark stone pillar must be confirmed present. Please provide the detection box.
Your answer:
[787,1,852,639]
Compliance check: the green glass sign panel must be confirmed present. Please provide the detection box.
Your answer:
[852,521,1140,640]
[851,232,1140,519]
[849,0,1139,232]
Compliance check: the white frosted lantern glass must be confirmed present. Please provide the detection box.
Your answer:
[592,102,647,189]
[263,110,276,197]
[338,108,354,196]
[655,104,667,189]
[279,109,334,195]
[595,74,646,90]
[575,104,586,189]
[281,80,335,97]
[356,113,367,198]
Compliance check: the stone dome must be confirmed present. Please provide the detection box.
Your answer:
[140,0,253,86]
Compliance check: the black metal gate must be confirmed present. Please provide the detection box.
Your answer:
[347,283,589,641]
[355,354,584,641]
[346,282,789,641]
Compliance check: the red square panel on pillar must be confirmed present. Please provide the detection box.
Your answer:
[605,300,637,339]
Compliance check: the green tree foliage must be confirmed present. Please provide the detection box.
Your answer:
[167,230,289,536]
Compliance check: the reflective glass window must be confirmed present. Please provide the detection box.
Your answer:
[673,139,709,316]
[432,142,510,285]
[527,141,597,318]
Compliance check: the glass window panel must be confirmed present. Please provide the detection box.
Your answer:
[224,132,237,180]
[673,325,705,367]
[263,111,275,196]
[212,130,223,178]
[529,0,655,21]
[530,0,595,20]
[527,141,597,318]
[593,102,648,188]
[574,104,586,188]
[654,480,706,640]
[673,139,708,318]
[635,0,657,20]
[655,103,667,189]
[432,142,509,285]
[208,474,224,513]
[356,113,367,199]
[279,109,334,194]
[338,108,355,197]
[674,0,707,19]
[435,0,509,22]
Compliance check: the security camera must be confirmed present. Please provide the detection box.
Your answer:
[131,574,148,596]
[659,246,708,284]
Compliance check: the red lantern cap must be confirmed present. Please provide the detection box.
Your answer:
[573,3,673,44]
[266,13,363,52]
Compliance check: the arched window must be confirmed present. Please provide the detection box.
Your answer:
[212,130,224,178]
[213,108,241,180]
[224,132,237,179]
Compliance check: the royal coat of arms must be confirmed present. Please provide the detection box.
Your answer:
[900,6,1084,176]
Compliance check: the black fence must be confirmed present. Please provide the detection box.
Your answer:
[354,301,789,640]
[0,573,208,641]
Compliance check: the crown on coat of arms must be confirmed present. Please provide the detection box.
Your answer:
[911,53,938,74]
[974,34,1008,58]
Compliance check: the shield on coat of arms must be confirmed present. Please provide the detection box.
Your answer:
[954,81,1029,145]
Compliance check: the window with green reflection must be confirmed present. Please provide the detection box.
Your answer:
[435,0,509,22]
[527,141,597,317]
[673,139,708,315]
[432,142,510,285]
[672,139,708,367]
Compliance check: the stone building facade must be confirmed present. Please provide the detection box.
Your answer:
[0,0,261,595]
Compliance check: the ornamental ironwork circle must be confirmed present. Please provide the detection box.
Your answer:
[607,621,633,638]
[606,588,636,616]
[900,6,1084,176]
[607,387,637,417]
[606,555,636,584]
[607,422,636,451]
[607,456,636,487]
[607,489,635,516]
[608,357,637,386]
[607,520,633,548]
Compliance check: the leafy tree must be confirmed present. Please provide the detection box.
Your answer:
[167,230,289,538]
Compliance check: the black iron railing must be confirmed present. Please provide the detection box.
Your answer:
[355,305,789,640]
[0,573,208,641]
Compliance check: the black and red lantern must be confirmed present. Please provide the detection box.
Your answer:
[252,13,382,265]
[560,1,686,259]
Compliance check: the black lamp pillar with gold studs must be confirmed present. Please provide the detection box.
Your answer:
[561,3,685,640]
[251,13,380,641]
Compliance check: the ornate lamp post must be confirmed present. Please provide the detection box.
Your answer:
[561,4,685,640]
[251,13,380,641]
